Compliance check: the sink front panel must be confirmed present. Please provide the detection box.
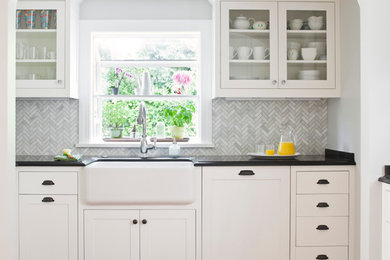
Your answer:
[82,161,196,205]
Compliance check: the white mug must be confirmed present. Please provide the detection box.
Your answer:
[237,46,253,60]
[287,48,299,60]
[229,46,237,60]
[253,46,269,60]
[301,47,317,60]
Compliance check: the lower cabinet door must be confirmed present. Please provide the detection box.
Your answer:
[84,210,140,260]
[19,195,77,260]
[140,210,196,260]
[203,166,290,260]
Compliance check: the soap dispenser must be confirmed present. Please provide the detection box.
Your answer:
[169,136,180,157]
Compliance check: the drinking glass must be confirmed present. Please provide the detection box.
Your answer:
[265,144,275,156]
[40,10,50,29]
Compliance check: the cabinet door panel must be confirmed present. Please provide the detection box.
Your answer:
[203,166,290,260]
[84,210,140,260]
[221,2,278,89]
[279,2,336,89]
[140,210,195,260]
[19,195,77,260]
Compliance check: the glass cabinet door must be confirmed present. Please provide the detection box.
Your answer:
[279,2,335,89]
[221,2,278,89]
[16,2,65,90]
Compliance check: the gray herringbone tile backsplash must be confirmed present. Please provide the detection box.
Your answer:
[16,98,327,156]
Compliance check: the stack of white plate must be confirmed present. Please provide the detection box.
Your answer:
[298,70,320,80]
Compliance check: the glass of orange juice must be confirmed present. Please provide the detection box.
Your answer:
[265,144,275,156]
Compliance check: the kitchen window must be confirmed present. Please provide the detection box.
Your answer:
[78,21,212,146]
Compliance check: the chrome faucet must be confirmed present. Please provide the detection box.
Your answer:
[137,102,156,157]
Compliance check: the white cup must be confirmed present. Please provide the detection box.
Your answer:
[253,46,269,60]
[289,19,303,30]
[237,46,253,60]
[47,51,56,60]
[287,48,299,60]
[301,47,317,60]
[229,46,237,60]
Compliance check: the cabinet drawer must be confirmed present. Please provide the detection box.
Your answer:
[297,171,349,194]
[19,171,77,195]
[297,194,349,217]
[296,247,348,260]
[296,217,349,246]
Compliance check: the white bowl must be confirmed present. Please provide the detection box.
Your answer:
[301,47,317,60]
[289,19,303,30]
[308,21,323,30]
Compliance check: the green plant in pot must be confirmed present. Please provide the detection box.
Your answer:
[109,68,133,95]
[164,104,195,139]
[103,101,130,138]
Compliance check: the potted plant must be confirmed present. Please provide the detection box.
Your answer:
[109,68,133,95]
[164,104,195,139]
[172,71,191,95]
[103,101,130,138]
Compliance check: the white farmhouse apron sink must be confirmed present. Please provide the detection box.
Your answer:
[82,161,196,205]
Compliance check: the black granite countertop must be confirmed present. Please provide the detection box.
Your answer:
[16,149,355,167]
[379,165,390,184]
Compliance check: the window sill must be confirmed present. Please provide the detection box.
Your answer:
[75,143,215,148]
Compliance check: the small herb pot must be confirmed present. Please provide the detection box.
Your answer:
[110,127,124,138]
[111,87,119,95]
[170,126,185,139]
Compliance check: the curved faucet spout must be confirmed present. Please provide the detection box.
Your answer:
[137,102,156,156]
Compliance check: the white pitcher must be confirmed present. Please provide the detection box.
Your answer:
[140,71,153,95]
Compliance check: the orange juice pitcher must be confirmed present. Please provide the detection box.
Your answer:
[278,129,296,155]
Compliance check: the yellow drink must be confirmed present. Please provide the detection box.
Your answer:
[278,142,296,155]
[266,149,275,155]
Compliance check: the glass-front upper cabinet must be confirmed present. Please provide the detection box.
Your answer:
[15,2,65,90]
[278,2,335,89]
[220,2,278,89]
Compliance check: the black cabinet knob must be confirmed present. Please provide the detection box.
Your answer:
[42,197,55,203]
[316,202,330,208]
[239,170,255,176]
[132,219,138,225]
[142,219,147,224]
[316,255,329,260]
[316,225,329,230]
[42,180,55,186]
[317,179,330,185]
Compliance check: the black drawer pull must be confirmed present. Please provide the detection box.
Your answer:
[142,219,147,224]
[42,197,55,203]
[317,179,330,185]
[132,219,138,225]
[42,180,55,186]
[239,170,255,176]
[316,255,329,260]
[316,202,329,208]
[316,225,329,230]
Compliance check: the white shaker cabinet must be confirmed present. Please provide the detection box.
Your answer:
[15,1,79,98]
[19,195,78,260]
[215,1,340,98]
[202,166,290,260]
[84,210,196,260]
[84,210,140,260]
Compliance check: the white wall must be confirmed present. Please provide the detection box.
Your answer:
[358,0,390,259]
[0,0,17,259]
[80,0,212,20]
[327,0,361,257]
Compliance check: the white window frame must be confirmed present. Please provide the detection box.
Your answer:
[78,20,213,147]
